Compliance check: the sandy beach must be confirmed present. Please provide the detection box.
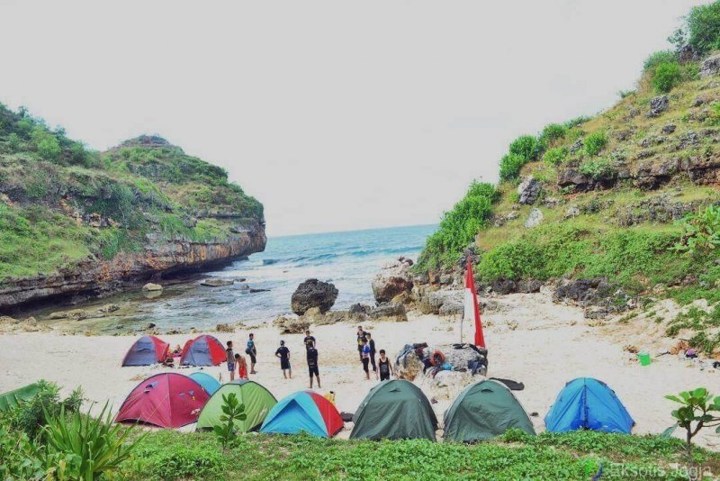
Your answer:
[1,291,717,446]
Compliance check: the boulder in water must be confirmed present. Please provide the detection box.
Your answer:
[143,283,163,292]
[291,279,338,315]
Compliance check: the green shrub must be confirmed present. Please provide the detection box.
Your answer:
[7,133,21,152]
[675,205,720,255]
[43,403,140,480]
[539,123,567,146]
[674,2,720,54]
[652,61,682,93]
[542,147,568,166]
[6,381,82,440]
[509,135,540,161]
[499,153,526,181]
[30,127,61,162]
[416,182,498,270]
[584,131,607,156]
[564,116,590,129]
[643,50,676,71]
[579,158,614,179]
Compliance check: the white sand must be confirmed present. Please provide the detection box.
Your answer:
[1,291,718,447]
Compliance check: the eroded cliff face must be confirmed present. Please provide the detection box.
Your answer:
[0,220,266,310]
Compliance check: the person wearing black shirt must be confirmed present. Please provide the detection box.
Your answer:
[275,340,292,379]
[366,332,377,373]
[307,346,321,389]
[356,326,367,362]
[303,330,316,350]
[378,349,393,381]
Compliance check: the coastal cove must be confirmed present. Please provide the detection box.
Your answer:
[9,225,436,333]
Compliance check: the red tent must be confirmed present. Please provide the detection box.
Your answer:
[179,335,226,366]
[115,373,210,428]
[122,335,170,366]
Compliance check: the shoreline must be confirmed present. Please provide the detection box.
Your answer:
[2,290,718,447]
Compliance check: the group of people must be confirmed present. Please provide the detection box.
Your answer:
[356,325,393,381]
[223,326,394,389]
[224,333,258,381]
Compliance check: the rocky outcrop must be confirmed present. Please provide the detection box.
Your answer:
[372,258,414,303]
[524,208,544,228]
[290,279,338,315]
[273,315,310,334]
[517,177,542,205]
[0,221,266,311]
[648,95,669,117]
[369,302,408,322]
[701,53,720,78]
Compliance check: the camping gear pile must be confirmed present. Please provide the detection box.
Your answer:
[395,343,488,381]
[121,334,226,367]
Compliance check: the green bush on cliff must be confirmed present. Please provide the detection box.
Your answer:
[417,182,498,270]
[543,146,568,166]
[672,1,720,54]
[652,61,683,93]
[584,131,607,157]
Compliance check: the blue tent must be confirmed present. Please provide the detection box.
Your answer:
[189,372,221,395]
[260,391,343,438]
[545,377,634,434]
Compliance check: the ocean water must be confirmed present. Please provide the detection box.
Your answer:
[144,224,437,329]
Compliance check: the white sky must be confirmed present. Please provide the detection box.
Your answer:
[0,0,710,235]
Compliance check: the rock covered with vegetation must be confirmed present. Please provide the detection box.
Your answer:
[0,108,265,309]
[416,1,720,355]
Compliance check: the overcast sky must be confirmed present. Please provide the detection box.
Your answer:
[0,0,710,235]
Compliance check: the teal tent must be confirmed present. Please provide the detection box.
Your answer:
[0,382,43,412]
[444,380,535,442]
[350,380,437,441]
[189,372,221,395]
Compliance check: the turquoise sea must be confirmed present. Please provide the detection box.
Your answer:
[143,224,437,329]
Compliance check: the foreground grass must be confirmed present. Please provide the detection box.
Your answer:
[119,430,720,481]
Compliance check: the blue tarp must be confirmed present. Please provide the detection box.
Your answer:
[545,377,634,434]
[189,372,221,395]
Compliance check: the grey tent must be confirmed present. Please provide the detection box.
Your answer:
[350,380,437,441]
[444,379,535,442]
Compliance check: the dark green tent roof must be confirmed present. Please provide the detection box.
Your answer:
[0,382,43,412]
[443,379,535,442]
[350,380,438,441]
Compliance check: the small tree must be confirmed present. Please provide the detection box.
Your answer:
[666,387,720,457]
[212,393,247,448]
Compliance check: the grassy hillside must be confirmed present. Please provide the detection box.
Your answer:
[417,2,720,352]
[0,105,263,281]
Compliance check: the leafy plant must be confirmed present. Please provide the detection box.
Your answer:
[212,393,247,448]
[652,61,682,93]
[6,381,83,440]
[509,135,540,161]
[643,50,676,71]
[675,205,720,255]
[542,147,568,166]
[539,123,567,146]
[671,1,720,54]
[584,131,607,157]
[499,153,526,181]
[42,402,141,481]
[579,158,614,179]
[666,388,720,458]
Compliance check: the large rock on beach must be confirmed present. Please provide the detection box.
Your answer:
[369,302,408,322]
[201,278,234,287]
[372,258,414,303]
[273,316,310,334]
[291,279,338,315]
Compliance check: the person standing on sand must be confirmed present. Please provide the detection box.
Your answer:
[246,333,257,374]
[303,330,316,350]
[378,349,393,381]
[356,326,367,362]
[275,340,292,379]
[366,332,377,373]
[360,338,371,380]
[235,353,248,380]
[226,340,236,381]
[307,346,321,389]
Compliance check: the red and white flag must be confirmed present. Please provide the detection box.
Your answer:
[463,261,485,348]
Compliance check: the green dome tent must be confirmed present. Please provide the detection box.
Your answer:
[196,380,276,432]
[444,380,535,442]
[350,380,437,441]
